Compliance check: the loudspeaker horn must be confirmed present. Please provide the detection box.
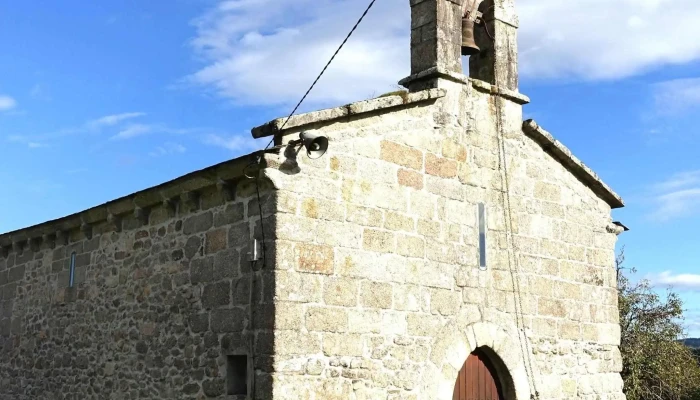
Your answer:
[299,131,328,159]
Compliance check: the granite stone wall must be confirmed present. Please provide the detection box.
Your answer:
[259,80,624,399]
[0,182,274,400]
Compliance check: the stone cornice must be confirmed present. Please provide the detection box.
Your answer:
[523,119,625,209]
[250,88,446,139]
[469,78,530,105]
[398,66,530,105]
[0,150,278,251]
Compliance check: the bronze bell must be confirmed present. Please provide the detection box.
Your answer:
[461,17,480,56]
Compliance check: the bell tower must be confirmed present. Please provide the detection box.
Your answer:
[402,0,520,93]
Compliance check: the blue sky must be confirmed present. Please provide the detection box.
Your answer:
[1,0,699,336]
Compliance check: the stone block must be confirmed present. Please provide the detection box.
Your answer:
[188,313,209,333]
[384,211,415,232]
[441,139,467,161]
[425,175,464,200]
[296,244,334,275]
[398,169,424,190]
[534,182,561,202]
[232,277,250,305]
[330,155,358,175]
[275,271,323,303]
[346,205,383,227]
[409,191,437,219]
[425,153,457,178]
[362,229,395,253]
[214,202,245,227]
[184,236,202,260]
[202,281,231,309]
[323,277,359,307]
[202,378,225,397]
[558,321,581,341]
[417,219,441,238]
[429,288,460,316]
[300,197,345,222]
[315,220,363,249]
[380,141,423,170]
[7,266,25,283]
[407,313,442,337]
[1,283,17,301]
[405,259,453,289]
[538,298,567,318]
[74,266,87,286]
[322,333,364,356]
[396,234,425,258]
[528,276,554,297]
[211,308,246,333]
[274,331,321,355]
[348,309,383,333]
[382,311,407,335]
[554,281,582,300]
[228,222,250,249]
[205,228,227,254]
[273,302,304,330]
[182,211,213,235]
[360,281,393,309]
[190,257,214,284]
[394,284,425,312]
[213,249,239,280]
[305,306,348,333]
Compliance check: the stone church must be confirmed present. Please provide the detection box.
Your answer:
[0,0,627,399]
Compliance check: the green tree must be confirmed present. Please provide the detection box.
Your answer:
[616,249,700,400]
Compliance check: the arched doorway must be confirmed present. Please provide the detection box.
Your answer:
[452,347,506,400]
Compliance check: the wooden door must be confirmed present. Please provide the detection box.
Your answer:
[452,350,504,400]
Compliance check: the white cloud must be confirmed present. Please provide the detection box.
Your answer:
[88,112,146,129]
[649,271,700,291]
[186,0,409,108]
[6,135,48,149]
[0,95,17,111]
[149,142,187,157]
[652,78,700,115]
[518,0,700,81]
[203,133,261,152]
[111,124,154,140]
[184,0,700,107]
[648,170,700,221]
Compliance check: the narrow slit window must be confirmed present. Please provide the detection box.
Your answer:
[226,354,248,395]
[69,252,76,288]
[478,203,486,270]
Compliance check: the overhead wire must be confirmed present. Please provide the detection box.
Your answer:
[261,0,378,153]
[247,0,380,267]
[244,2,379,395]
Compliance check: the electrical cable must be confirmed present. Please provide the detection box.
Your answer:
[494,94,540,400]
[261,0,379,153]
[246,0,380,268]
[243,2,379,396]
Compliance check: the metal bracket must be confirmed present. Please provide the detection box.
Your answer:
[248,239,262,262]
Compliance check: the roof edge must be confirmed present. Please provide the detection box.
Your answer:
[522,119,624,209]
[250,88,446,139]
[0,149,277,250]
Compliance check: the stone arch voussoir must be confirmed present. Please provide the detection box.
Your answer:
[429,320,535,400]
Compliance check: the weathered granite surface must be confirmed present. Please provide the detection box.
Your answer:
[0,180,276,399]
